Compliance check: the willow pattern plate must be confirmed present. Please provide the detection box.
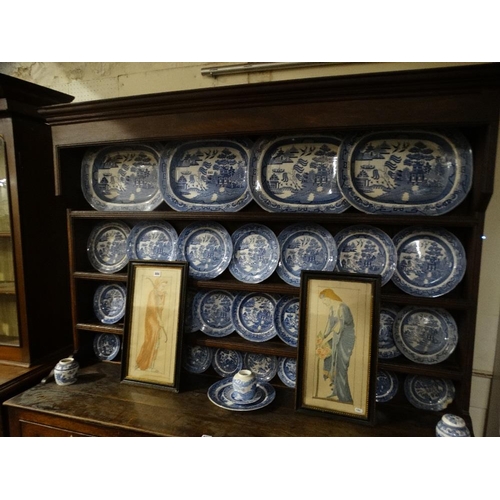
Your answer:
[274,296,299,347]
[278,357,296,388]
[228,223,280,283]
[232,292,278,342]
[193,289,235,337]
[212,349,244,378]
[338,130,473,215]
[404,375,455,411]
[81,143,163,211]
[177,221,233,280]
[127,221,178,261]
[393,306,458,364]
[93,282,127,324]
[378,304,401,359]
[243,352,278,382]
[87,221,130,273]
[182,345,213,374]
[392,226,466,297]
[160,138,253,212]
[376,371,399,403]
[277,223,337,286]
[93,333,121,361]
[249,135,350,213]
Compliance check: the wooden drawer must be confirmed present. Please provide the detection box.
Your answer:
[19,420,90,437]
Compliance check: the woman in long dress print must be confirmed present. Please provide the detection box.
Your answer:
[136,277,169,371]
[315,288,356,403]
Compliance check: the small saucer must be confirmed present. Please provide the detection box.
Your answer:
[207,377,276,412]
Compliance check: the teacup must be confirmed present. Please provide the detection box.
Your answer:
[232,369,257,401]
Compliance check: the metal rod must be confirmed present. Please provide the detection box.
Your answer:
[201,62,341,77]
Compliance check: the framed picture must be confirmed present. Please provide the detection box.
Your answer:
[121,261,188,392]
[296,271,380,424]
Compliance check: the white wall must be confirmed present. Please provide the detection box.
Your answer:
[1,61,497,436]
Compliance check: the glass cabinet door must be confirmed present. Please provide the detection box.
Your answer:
[0,137,19,346]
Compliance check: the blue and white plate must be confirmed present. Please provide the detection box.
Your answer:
[193,289,235,337]
[184,289,201,333]
[81,143,163,211]
[277,223,337,287]
[228,223,279,283]
[334,225,396,285]
[378,304,401,359]
[93,283,127,324]
[392,227,466,297]
[278,357,296,388]
[212,349,244,378]
[93,333,121,361]
[207,377,276,412]
[232,292,278,342]
[87,221,130,273]
[177,221,233,280]
[243,353,278,382]
[393,306,458,364]
[404,375,455,411]
[249,135,350,213]
[127,221,178,261]
[376,370,399,403]
[274,296,299,347]
[160,138,253,212]
[182,345,213,374]
[338,130,473,215]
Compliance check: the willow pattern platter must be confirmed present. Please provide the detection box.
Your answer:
[93,283,127,324]
[193,289,235,337]
[278,357,296,388]
[232,292,278,342]
[274,296,299,347]
[160,139,253,212]
[376,370,399,403]
[81,143,163,211]
[404,375,455,411]
[392,226,466,297]
[127,221,178,261]
[93,333,121,361]
[176,221,233,280]
[393,306,458,364]
[182,345,213,374]
[243,353,278,382]
[277,223,337,286]
[87,221,130,273]
[228,223,279,283]
[249,135,350,213]
[378,304,401,359]
[334,225,396,285]
[207,377,276,412]
[338,130,473,215]
[212,349,244,378]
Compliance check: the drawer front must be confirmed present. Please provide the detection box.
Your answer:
[20,420,91,437]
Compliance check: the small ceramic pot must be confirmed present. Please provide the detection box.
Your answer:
[54,357,79,386]
[435,414,471,437]
[232,369,257,401]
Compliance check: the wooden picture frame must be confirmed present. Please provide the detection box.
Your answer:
[121,261,188,392]
[296,271,380,424]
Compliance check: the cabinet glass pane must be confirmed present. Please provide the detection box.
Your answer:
[0,137,19,346]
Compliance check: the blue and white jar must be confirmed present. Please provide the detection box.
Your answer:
[232,369,257,401]
[54,357,79,386]
[435,414,471,437]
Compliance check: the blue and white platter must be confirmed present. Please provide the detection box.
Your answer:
[232,292,278,342]
[81,143,163,211]
[207,377,276,412]
[249,135,350,213]
[334,225,396,285]
[243,353,278,382]
[182,345,213,374]
[193,289,235,337]
[93,333,121,361]
[338,130,473,215]
[376,370,399,403]
[393,306,458,364]
[278,357,296,388]
[212,349,244,378]
[392,226,466,297]
[404,375,455,411]
[378,304,401,359]
[184,289,201,333]
[277,223,337,287]
[228,223,279,283]
[127,221,178,261]
[159,139,253,212]
[176,221,233,280]
[93,283,127,324]
[87,221,130,273]
[274,296,299,347]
